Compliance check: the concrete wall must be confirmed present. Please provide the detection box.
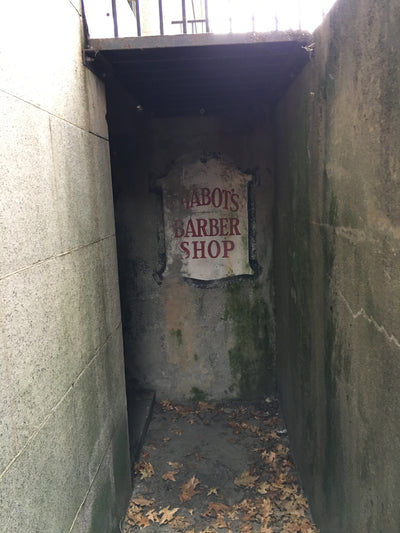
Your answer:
[275,0,400,531]
[0,1,131,531]
[109,106,276,400]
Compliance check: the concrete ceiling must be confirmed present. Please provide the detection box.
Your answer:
[85,32,311,116]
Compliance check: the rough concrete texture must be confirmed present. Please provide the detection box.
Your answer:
[0,0,131,531]
[123,400,318,532]
[110,101,275,400]
[275,0,400,531]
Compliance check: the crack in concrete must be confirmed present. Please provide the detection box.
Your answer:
[338,290,400,350]
[312,221,378,244]
[0,233,115,283]
[0,87,109,142]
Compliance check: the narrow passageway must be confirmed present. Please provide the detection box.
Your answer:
[122,400,319,532]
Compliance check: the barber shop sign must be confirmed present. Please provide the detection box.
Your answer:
[158,157,254,281]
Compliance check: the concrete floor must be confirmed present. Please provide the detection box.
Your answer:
[122,399,319,532]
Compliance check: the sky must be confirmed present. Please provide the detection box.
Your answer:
[84,0,338,39]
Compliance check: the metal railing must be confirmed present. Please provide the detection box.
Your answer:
[118,0,210,38]
[83,0,336,40]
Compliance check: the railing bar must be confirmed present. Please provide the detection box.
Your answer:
[204,0,210,32]
[111,0,118,37]
[181,0,187,33]
[135,0,142,36]
[158,0,164,35]
[172,18,207,23]
[190,0,197,33]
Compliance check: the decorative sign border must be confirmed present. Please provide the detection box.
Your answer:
[157,157,255,282]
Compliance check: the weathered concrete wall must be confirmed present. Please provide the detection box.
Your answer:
[275,0,400,531]
[0,1,131,531]
[110,108,275,400]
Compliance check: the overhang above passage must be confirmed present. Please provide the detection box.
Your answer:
[85,32,312,116]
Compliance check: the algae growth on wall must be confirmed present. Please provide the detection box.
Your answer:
[275,0,400,531]
[110,108,276,400]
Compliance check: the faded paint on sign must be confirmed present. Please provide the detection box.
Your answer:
[159,157,253,281]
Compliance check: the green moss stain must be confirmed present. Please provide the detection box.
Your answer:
[169,328,183,346]
[190,387,207,402]
[321,182,342,512]
[290,156,313,402]
[225,281,275,399]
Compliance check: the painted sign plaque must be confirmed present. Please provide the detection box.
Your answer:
[159,157,253,281]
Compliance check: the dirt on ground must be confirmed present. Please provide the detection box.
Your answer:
[122,398,319,533]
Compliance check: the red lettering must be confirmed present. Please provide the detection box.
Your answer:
[222,189,230,210]
[174,219,184,238]
[209,218,219,236]
[190,190,201,208]
[201,187,211,206]
[229,218,241,235]
[219,218,229,236]
[197,218,208,236]
[180,187,240,212]
[211,187,223,208]
[193,240,206,259]
[223,240,235,257]
[208,240,221,258]
[180,241,190,258]
[180,238,236,259]
[185,218,196,237]
[231,192,239,212]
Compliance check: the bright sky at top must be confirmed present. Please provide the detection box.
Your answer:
[84,0,338,39]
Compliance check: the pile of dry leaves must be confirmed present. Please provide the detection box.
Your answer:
[123,399,319,533]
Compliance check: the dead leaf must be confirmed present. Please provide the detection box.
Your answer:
[161,398,174,410]
[227,508,240,520]
[170,514,191,529]
[175,405,193,417]
[180,475,201,502]
[236,498,257,517]
[168,461,183,470]
[134,460,154,479]
[123,399,319,533]
[126,511,150,528]
[262,450,276,464]
[158,506,179,525]
[257,482,270,494]
[234,471,259,488]
[146,509,159,522]
[202,502,230,518]
[132,496,154,507]
[293,492,309,509]
[198,401,215,410]
[258,498,273,519]
[260,526,273,533]
[213,517,229,529]
[275,443,290,456]
[162,470,178,481]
